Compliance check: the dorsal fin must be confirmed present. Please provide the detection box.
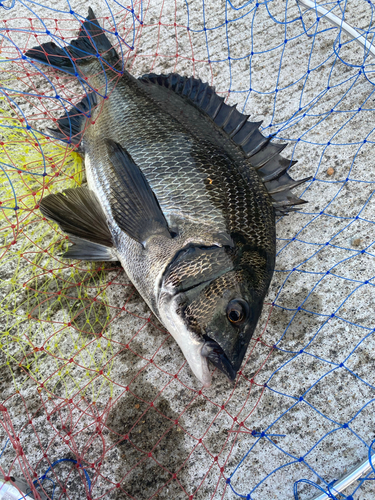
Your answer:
[139,73,311,215]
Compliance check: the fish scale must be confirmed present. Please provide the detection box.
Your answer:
[28,8,309,386]
[85,79,230,236]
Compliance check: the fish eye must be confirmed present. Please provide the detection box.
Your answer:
[226,299,249,325]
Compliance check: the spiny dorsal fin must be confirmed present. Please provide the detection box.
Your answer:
[106,140,172,247]
[40,187,113,247]
[48,91,97,149]
[139,72,311,214]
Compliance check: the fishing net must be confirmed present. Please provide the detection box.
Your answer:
[1,0,375,499]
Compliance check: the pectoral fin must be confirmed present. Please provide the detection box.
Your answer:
[106,139,172,247]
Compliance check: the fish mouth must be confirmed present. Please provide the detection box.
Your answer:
[201,335,237,383]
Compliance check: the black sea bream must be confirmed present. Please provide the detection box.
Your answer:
[26,9,309,386]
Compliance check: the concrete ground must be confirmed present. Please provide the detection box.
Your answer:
[1,0,375,499]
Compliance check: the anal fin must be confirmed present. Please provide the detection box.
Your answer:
[48,92,97,149]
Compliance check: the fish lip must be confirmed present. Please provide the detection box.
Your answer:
[158,292,212,387]
[201,335,237,383]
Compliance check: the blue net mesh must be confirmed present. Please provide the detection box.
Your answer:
[1,1,375,499]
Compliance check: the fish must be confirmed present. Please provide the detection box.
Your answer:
[25,8,310,387]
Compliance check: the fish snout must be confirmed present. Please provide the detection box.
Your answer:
[201,319,255,383]
[201,337,237,383]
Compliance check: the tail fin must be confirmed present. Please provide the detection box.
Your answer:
[25,7,118,74]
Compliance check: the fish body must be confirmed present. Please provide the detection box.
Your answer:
[26,9,309,386]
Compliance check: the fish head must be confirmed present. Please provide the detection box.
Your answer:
[159,246,270,386]
[182,270,264,383]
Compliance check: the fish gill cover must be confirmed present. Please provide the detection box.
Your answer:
[0,1,375,499]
